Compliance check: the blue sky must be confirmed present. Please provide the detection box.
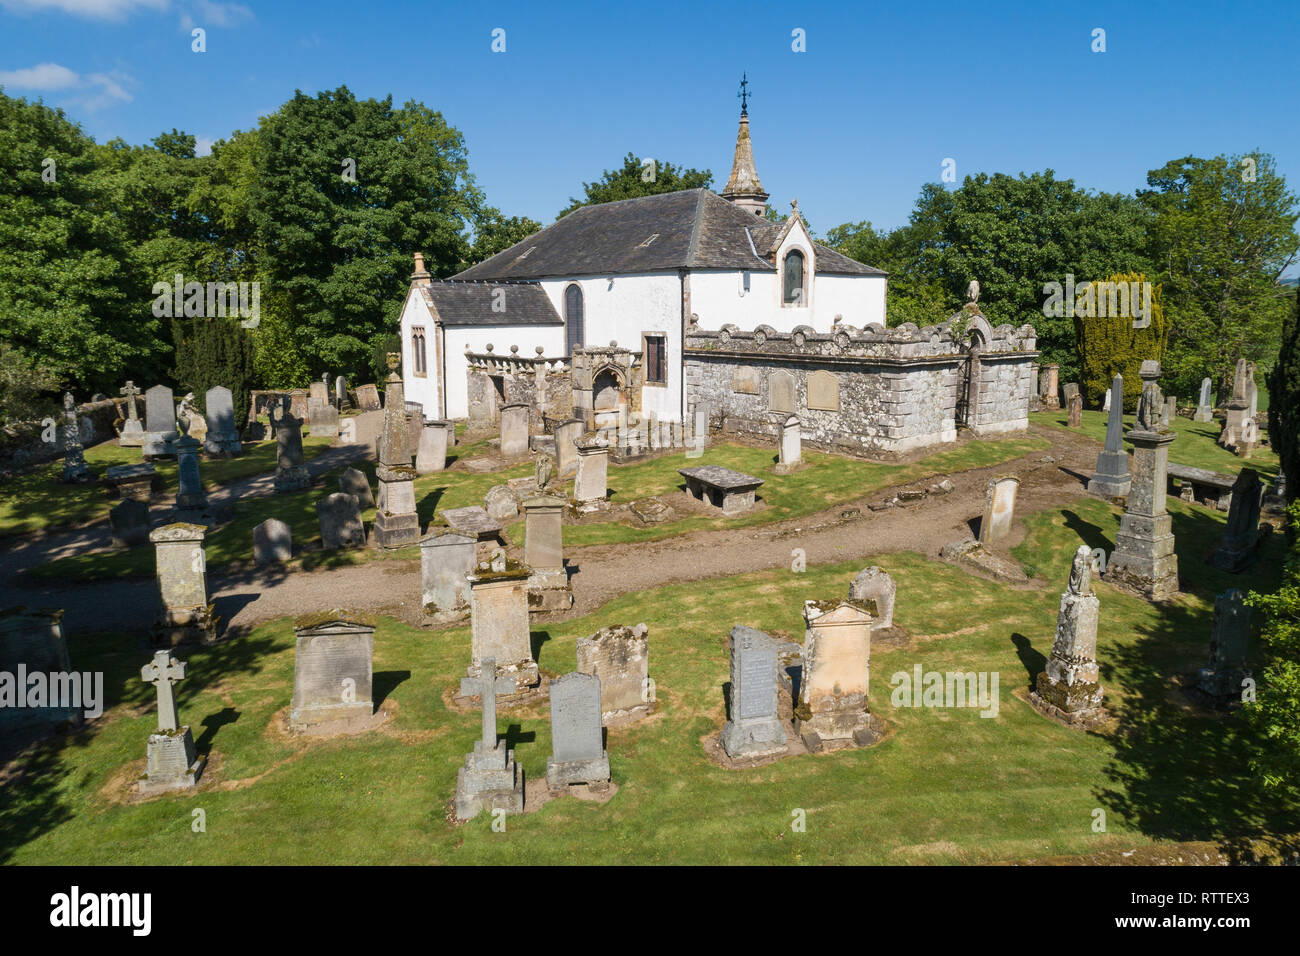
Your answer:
[2,0,1298,264]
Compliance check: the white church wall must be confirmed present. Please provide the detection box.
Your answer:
[689,270,886,334]
[399,290,442,420]
[443,324,566,420]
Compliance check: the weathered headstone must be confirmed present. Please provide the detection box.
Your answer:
[553,419,584,476]
[848,566,895,629]
[1212,468,1263,572]
[1106,360,1179,600]
[143,384,178,458]
[979,475,1020,544]
[110,498,151,548]
[576,623,651,718]
[1163,395,1177,427]
[720,625,788,759]
[1088,373,1131,497]
[454,658,525,820]
[416,420,452,474]
[459,560,538,696]
[203,385,242,455]
[149,522,220,646]
[774,414,802,474]
[173,417,207,512]
[308,397,339,438]
[1032,545,1105,724]
[138,649,205,793]
[338,467,374,509]
[523,494,570,611]
[355,383,381,411]
[1194,377,1214,423]
[420,530,475,622]
[335,375,349,409]
[1062,382,1080,407]
[546,672,611,790]
[1067,391,1083,427]
[1196,589,1252,701]
[309,380,329,408]
[404,402,424,459]
[118,380,145,446]
[1219,359,1253,452]
[484,484,520,522]
[288,612,375,733]
[317,492,366,550]
[372,354,420,549]
[0,607,82,734]
[499,402,530,458]
[272,405,311,493]
[796,600,876,749]
[1039,364,1060,410]
[253,517,292,564]
[59,393,91,482]
[574,439,609,504]
[1103,388,1111,413]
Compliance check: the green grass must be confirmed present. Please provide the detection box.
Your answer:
[0,435,331,540]
[1031,409,1279,479]
[5,486,1292,864]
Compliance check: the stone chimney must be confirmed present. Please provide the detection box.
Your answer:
[411,252,432,286]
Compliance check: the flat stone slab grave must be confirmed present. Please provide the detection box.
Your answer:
[1167,463,1236,511]
[440,506,505,557]
[677,465,764,516]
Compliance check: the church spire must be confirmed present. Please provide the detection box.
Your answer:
[721,73,768,217]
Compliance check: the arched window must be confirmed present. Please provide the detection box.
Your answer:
[411,326,427,376]
[565,284,584,355]
[783,250,805,305]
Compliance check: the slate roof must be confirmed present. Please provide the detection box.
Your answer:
[453,189,885,280]
[417,281,562,327]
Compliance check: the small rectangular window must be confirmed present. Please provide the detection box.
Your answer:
[644,334,666,383]
[412,326,427,377]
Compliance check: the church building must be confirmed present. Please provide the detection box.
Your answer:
[397,85,1037,457]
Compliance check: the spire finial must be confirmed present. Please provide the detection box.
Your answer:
[791,197,800,217]
[737,72,750,117]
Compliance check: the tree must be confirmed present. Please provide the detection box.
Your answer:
[823,217,949,327]
[1142,153,1299,399]
[557,152,711,218]
[249,87,479,377]
[1269,285,1300,501]
[463,208,541,268]
[1073,272,1170,409]
[173,316,256,430]
[0,342,59,425]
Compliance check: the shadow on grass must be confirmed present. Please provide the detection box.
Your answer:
[1010,633,1046,690]
[373,670,411,708]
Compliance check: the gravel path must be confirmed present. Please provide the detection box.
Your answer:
[1,424,1103,638]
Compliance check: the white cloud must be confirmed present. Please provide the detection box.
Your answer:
[194,135,214,157]
[190,0,251,28]
[0,61,133,110]
[0,0,168,21]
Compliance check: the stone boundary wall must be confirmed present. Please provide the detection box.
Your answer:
[0,397,136,476]
[465,351,572,431]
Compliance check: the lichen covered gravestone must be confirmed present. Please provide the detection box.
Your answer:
[1088,373,1131,498]
[523,494,571,611]
[289,613,375,733]
[143,384,179,458]
[454,658,525,819]
[149,522,220,646]
[138,649,205,793]
[338,467,375,509]
[1211,468,1263,572]
[59,393,90,482]
[546,672,611,791]
[574,438,609,505]
[317,492,366,550]
[203,385,242,455]
[1196,588,1252,702]
[420,530,475,622]
[979,475,1019,544]
[1032,545,1105,724]
[1194,377,1214,423]
[118,380,145,446]
[795,599,877,749]
[416,420,452,474]
[848,566,895,629]
[577,623,650,719]
[553,419,584,476]
[272,405,311,493]
[459,560,538,697]
[499,402,530,458]
[372,356,420,549]
[720,625,789,759]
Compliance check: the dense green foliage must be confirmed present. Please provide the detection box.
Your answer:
[1074,272,1170,410]
[173,316,256,430]
[1269,286,1300,500]
[557,152,712,218]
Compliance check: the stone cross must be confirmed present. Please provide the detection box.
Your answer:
[141,649,187,732]
[120,381,141,422]
[479,657,498,748]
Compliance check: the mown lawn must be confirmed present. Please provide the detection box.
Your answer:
[1031,409,1279,480]
[5,487,1292,864]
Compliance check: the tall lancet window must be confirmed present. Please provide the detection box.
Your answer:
[783,250,805,305]
[565,283,584,354]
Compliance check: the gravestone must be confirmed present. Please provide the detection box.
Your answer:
[979,475,1020,544]
[203,385,242,455]
[308,398,339,438]
[678,465,764,516]
[796,599,876,749]
[118,380,145,446]
[574,439,609,504]
[732,366,760,395]
[1194,377,1214,423]
[372,355,420,549]
[110,498,151,548]
[253,517,292,564]
[317,492,366,550]
[576,623,650,718]
[272,406,311,493]
[404,402,424,460]
[523,494,570,611]
[1067,391,1083,427]
[59,393,90,482]
[288,613,375,732]
[768,369,796,414]
[1039,364,1060,410]
[1102,388,1111,413]
[774,415,802,474]
[1247,377,1258,420]
[807,370,839,411]
[440,506,504,559]
[1219,359,1253,452]
[355,383,381,411]
[421,530,476,622]
[1088,373,1131,497]
[149,522,220,646]
[691,404,710,453]
[1238,417,1259,458]
[1106,360,1179,600]
[0,607,82,734]
[138,649,205,793]
[104,462,156,501]
[143,384,178,458]
[338,467,375,508]
[1196,589,1252,701]
[1062,382,1080,407]
[1212,468,1263,572]
[416,420,452,474]
[1163,395,1177,426]
[553,419,584,476]
[1032,546,1105,724]
[484,484,520,522]
[499,403,530,458]
[848,566,895,629]
[459,560,538,696]
[454,658,525,819]
[173,417,207,512]
[335,375,349,409]
[546,672,611,790]
[720,625,788,759]
[309,380,329,408]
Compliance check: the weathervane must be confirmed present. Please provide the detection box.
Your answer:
[738,73,751,117]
